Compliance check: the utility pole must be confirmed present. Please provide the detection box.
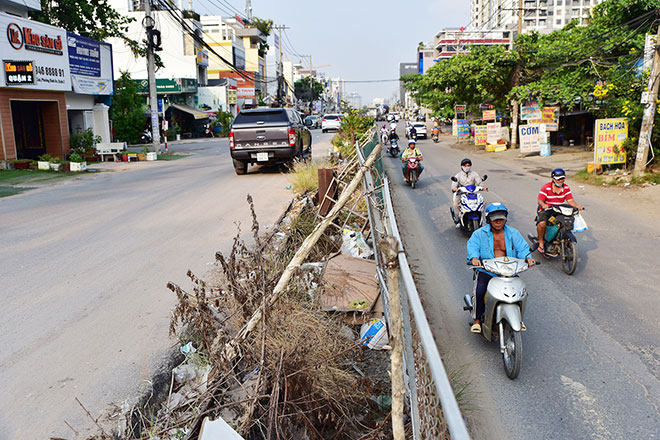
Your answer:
[308,55,313,113]
[634,22,660,174]
[273,25,288,107]
[144,0,161,152]
[510,0,524,150]
[245,0,252,21]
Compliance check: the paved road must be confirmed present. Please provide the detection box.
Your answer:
[385,123,660,439]
[0,130,333,439]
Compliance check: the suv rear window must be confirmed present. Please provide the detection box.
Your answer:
[324,115,339,120]
[234,110,288,124]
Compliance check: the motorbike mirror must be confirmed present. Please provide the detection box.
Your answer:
[482,174,488,181]
[451,176,458,182]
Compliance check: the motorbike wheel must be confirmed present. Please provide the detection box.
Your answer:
[502,321,523,380]
[471,219,480,234]
[410,170,417,189]
[562,240,578,275]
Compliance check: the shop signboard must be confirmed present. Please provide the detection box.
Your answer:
[237,87,256,99]
[521,100,542,120]
[451,119,457,136]
[482,110,496,121]
[455,104,466,113]
[456,119,469,138]
[227,88,237,104]
[4,60,35,85]
[195,47,208,67]
[487,122,502,144]
[0,12,71,90]
[474,125,487,145]
[67,32,113,95]
[530,106,559,131]
[519,124,541,153]
[594,118,627,165]
[135,78,196,95]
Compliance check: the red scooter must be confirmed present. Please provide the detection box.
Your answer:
[404,157,421,189]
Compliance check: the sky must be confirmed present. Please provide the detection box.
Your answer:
[195,0,470,105]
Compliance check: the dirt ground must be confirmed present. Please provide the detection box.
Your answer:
[445,134,660,228]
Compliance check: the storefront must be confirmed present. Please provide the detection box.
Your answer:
[0,12,71,161]
[65,32,114,143]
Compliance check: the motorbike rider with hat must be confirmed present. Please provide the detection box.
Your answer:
[401,139,423,178]
[451,158,487,228]
[536,168,583,254]
[467,203,535,333]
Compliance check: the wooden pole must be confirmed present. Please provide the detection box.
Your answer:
[219,143,384,361]
[634,20,660,174]
[380,236,405,440]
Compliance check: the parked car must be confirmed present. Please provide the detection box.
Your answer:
[413,122,428,139]
[304,115,320,129]
[229,108,312,175]
[321,114,342,132]
[416,114,426,122]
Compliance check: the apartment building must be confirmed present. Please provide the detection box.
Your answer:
[470,0,604,34]
[434,28,513,60]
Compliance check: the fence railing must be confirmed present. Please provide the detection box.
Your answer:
[356,133,470,440]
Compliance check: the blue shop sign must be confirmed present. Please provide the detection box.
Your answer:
[67,32,101,77]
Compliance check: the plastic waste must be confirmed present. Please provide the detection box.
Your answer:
[572,213,588,233]
[359,319,388,350]
[340,228,374,259]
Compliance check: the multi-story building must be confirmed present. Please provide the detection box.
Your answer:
[470,0,604,34]
[327,77,345,111]
[346,92,362,110]
[434,28,513,60]
[201,15,267,101]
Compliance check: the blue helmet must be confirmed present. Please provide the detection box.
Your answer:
[485,202,508,223]
[551,168,566,179]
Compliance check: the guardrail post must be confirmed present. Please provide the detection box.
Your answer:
[380,236,405,439]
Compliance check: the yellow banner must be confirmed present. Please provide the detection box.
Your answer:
[594,118,627,165]
[474,125,487,145]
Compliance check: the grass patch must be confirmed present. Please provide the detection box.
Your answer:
[157,153,187,161]
[287,158,333,195]
[575,167,660,186]
[630,172,660,185]
[0,185,30,198]
[0,169,78,185]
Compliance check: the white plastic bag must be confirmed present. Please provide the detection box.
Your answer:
[572,213,588,233]
[359,319,388,350]
[340,229,373,259]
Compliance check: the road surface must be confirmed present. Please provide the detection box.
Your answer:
[385,123,660,439]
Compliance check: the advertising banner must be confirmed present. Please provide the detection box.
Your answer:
[67,32,113,95]
[4,60,35,85]
[487,122,502,144]
[521,100,542,120]
[455,104,466,113]
[456,119,469,138]
[474,125,487,145]
[0,12,71,90]
[237,87,256,99]
[519,124,541,153]
[594,118,627,165]
[482,110,496,121]
[530,106,559,131]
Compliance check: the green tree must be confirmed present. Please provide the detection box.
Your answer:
[248,17,273,57]
[294,77,324,102]
[109,72,146,144]
[30,0,146,58]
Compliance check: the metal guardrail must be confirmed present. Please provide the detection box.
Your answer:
[356,133,470,440]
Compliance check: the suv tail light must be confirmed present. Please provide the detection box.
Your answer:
[288,128,296,146]
[229,131,234,149]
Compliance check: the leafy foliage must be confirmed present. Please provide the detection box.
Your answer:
[69,129,101,151]
[30,0,146,58]
[248,17,273,56]
[294,77,325,101]
[109,71,146,144]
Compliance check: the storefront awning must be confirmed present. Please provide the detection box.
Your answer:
[168,104,208,120]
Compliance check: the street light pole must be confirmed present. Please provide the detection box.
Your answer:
[634,21,660,174]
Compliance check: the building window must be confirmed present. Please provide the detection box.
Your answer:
[556,19,562,25]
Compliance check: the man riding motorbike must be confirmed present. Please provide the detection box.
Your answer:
[408,124,417,140]
[452,158,487,228]
[467,203,536,333]
[431,124,440,140]
[536,168,583,254]
[401,139,423,178]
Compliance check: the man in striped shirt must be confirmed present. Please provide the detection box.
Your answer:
[536,168,583,253]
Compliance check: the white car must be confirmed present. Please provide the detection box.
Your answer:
[413,122,427,139]
[322,114,342,132]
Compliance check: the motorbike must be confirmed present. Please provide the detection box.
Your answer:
[404,156,421,188]
[431,131,439,143]
[204,123,213,137]
[527,204,581,275]
[450,175,488,234]
[140,129,152,144]
[464,257,537,379]
[381,130,389,144]
[388,138,400,157]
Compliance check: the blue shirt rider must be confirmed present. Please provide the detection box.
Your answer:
[466,202,535,334]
